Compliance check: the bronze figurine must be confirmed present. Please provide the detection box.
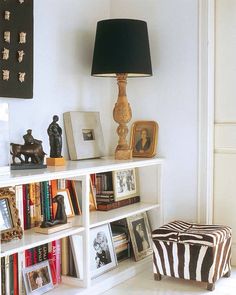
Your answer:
[40,194,67,228]
[47,115,63,158]
[10,130,47,169]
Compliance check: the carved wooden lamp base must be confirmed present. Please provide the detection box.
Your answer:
[115,148,132,160]
[46,157,66,166]
[113,74,133,160]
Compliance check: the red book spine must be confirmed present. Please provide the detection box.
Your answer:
[13,254,18,295]
[25,249,32,267]
[48,241,57,285]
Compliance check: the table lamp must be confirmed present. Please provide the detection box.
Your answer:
[91,19,152,160]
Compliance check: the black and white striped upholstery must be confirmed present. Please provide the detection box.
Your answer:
[152,221,232,290]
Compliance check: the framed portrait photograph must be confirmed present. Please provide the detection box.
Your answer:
[0,103,10,175]
[56,189,75,218]
[0,188,23,242]
[130,121,158,158]
[127,212,153,261]
[64,111,105,160]
[90,224,117,278]
[23,260,54,295]
[113,168,138,201]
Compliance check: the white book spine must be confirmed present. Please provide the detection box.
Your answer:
[15,185,24,231]
[5,256,10,295]
[18,251,26,295]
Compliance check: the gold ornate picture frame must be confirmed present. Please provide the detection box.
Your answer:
[130,121,158,158]
[0,188,23,242]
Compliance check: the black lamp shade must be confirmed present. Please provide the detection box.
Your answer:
[91,19,152,77]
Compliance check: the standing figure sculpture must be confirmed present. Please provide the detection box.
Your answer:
[47,115,62,158]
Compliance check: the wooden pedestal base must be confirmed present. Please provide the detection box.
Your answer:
[115,149,132,160]
[35,222,72,235]
[46,157,66,166]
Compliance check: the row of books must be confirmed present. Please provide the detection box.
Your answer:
[1,240,61,295]
[15,179,82,230]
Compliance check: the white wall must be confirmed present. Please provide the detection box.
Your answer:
[110,0,199,222]
[0,0,113,157]
[0,0,199,223]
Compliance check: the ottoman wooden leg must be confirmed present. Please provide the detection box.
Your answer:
[207,283,215,291]
[154,273,162,281]
[224,270,231,278]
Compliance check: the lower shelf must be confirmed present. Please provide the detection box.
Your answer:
[49,256,152,295]
[0,226,85,258]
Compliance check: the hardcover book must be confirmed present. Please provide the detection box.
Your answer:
[97,196,140,211]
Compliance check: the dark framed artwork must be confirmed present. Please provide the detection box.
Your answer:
[0,188,23,242]
[0,0,33,98]
[127,212,153,261]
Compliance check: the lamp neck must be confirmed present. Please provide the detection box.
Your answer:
[116,74,127,97]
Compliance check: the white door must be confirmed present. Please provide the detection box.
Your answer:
[214,0,236,265]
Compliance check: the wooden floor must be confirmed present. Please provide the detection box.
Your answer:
[103,263,236,295]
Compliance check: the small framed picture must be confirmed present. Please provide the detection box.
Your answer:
[90,224,117,278]
[127,212,153,261]
[56,189,75,217]
[23,260,54,295]
[113,168,138,201]
[130,121,158,158]
[64,111,105,160]
[0,188,23,241]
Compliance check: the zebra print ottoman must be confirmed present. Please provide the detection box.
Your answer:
[152,221,232,291]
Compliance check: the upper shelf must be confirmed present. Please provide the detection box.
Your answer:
[0,156,164,187]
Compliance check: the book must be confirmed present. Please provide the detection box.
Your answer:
[18,251,26,295]
[55,240,62,284]
[9,255,14,295]
[5,256,10,295]
[29,183,36,227]
[51,179,58,218]
[13,254,18,295]
[70,234,83,279]
[61,237,69,276]
[48,241,57,285]
[35,182,42,226]
[15,185,24,230]
[97,195,140,211]
[1,257,6,295]
[67,180,81,215]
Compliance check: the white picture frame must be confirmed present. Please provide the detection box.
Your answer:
[90,224,117,278]
[0,103,10,175]
[64,111,105,160]
[22,260,54,295]
[56,189,75,218]
[113,168,138,201]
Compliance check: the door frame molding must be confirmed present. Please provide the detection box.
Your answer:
[197,0,215,224]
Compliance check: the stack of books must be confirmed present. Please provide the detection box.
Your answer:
[111,219,131,262]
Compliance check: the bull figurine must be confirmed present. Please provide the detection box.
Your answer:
[10,129,47,168]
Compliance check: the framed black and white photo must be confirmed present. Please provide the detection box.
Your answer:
[113,168,138,201]
[90,224,117,278]
[23,261,54,295]
[64,111,105,160]
[0,103,10,175]
[127,212,153,261]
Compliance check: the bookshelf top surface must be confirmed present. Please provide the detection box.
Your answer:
[0,156,164,187]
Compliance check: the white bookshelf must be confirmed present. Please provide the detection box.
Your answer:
[0,156,164,294]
